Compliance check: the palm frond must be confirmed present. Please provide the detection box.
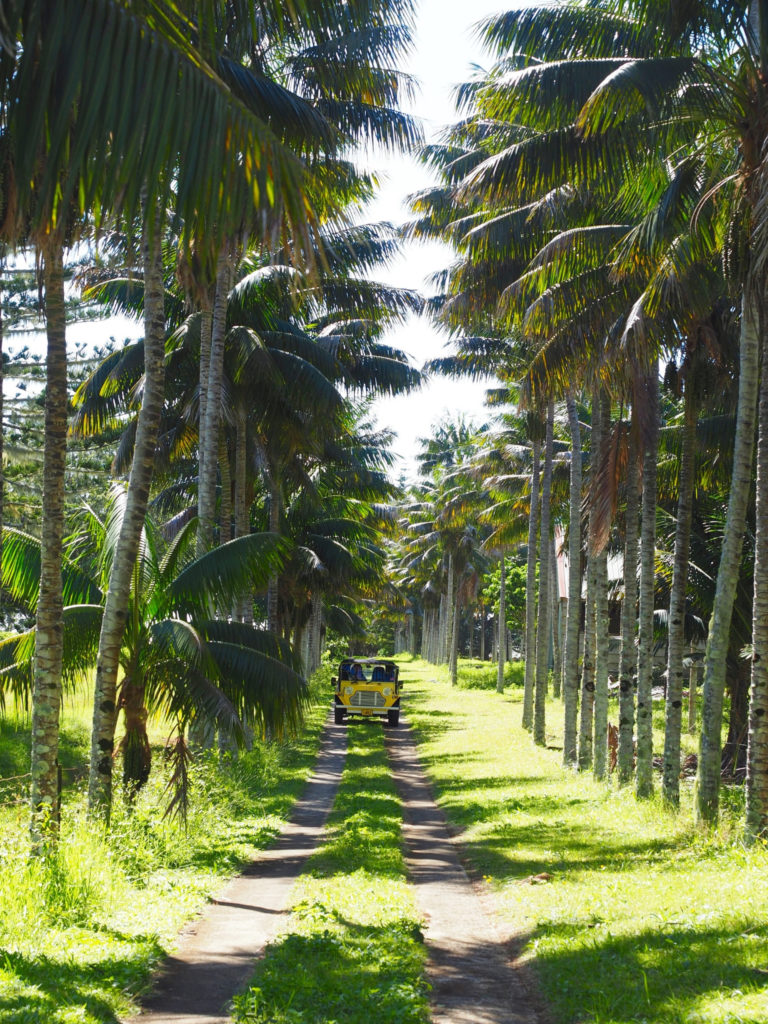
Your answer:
[169,533,290,614]
[1,527,102,611]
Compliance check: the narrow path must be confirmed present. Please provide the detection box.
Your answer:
[387,720,537,1024]
[128,715,347,1024]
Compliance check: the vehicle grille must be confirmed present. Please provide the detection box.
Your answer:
[349,689,386,708]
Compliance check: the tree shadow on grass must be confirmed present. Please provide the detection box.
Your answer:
[525,919,768,1024]
[459,823,687,881]
[180,820,283,871]
[419,775,689,881]
[424,766,555,789]
[0,932,163,1023]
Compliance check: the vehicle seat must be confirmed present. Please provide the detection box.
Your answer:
[371,666,385,682]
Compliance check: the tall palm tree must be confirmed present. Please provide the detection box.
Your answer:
[563,392,584,766]
[28,236,68,849]
[533,400,554,745]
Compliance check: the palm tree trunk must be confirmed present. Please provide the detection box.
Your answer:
[563,393,582,767]
[301,619,311,674]
[197,246,232,556]
[578,389,602,770]
[267,482,281,633]
[551,534,562,698]
[197,301,213,533]
[88,211,166,818]
[497,556,506,692]
[438,595,444,662]
[293,620,306,674]
[449,582,461,686]
[119,675,151,797]
[480,600,486,661]
[745,310,768,841]
[309,594,323,676]
[233,408,252,623]
[618,426,640,784]
[522,434,542,730]
[662,389,697,805]
[0,260,4,610]
[687,643,699,735]
[578,557,596,771]
[219,430,232,546]
[234,409,248,537]
[534,401,554,745]
[593,390,612,781]
[30,238,67,851]
[444,553,454,666]
[593,543,610,779]
[696,295,759,824]
[636,362,659,800]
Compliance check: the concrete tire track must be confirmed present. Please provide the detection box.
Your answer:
[126,714,347,1024]
[387,719,538,1024]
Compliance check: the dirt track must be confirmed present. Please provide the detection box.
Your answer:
[387,721,537,1024]
[127,715,347,1024]
[128,713,538,1024]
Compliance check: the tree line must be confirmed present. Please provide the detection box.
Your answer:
[383,0,768,843]
[0,0,422,851]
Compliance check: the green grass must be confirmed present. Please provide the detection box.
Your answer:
[0,676,330,1024]
[452,656,526,690]
[233,721,430,1024]
[0,691,92,804]
[400,656,768,1024]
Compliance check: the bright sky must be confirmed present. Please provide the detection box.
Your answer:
[365,0,513,479]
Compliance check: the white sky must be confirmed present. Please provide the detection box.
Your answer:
[7,1,513,479]
[364,0,512,480]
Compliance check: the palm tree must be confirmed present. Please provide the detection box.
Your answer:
[563,392,584,767]
[1,494,306,805]
[533,400,554,745]
[28,237,68,849]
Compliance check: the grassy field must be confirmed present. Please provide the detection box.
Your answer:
[0,674,330,1024]
[400,655,768,1024]
[233,719,430,1024]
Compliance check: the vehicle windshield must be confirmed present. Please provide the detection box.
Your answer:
[339,661,396,683]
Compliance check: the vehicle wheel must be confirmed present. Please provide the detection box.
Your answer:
[387,709,400,727]
[334,707,345,725]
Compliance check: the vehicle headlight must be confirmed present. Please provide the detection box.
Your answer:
[382,686,392,696]
[344,686,354,696]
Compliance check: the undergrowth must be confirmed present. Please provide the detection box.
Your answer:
[403,657,768,1024]
[452,657,526,690]
[0,677,329,1024]
[233,721,430,1024]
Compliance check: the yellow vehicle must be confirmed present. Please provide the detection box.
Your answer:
[332,657,401,727]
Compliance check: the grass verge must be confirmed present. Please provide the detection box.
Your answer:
[0,675,330,1024]
[233,720,430,1024]
[400,655,768,1024]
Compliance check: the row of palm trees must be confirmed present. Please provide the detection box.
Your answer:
[393,0,768,842]
[0,0,422,848]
